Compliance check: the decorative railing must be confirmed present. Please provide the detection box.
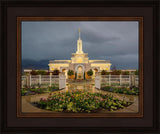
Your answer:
[21,75,59,88]
[100,75,139,87]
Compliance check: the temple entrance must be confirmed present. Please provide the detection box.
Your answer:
[77,66,83,79]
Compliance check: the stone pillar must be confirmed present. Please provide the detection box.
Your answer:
[95,72,101,89]
[120,74,122,86]
[39,75,41,85]
[29,75,31,87]
[109,74,111,86]
[49,74,52,87]
[59,72,66,89]
[131,74,135,87]
[26,74,30,88]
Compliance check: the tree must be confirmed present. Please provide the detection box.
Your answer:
[101,70,107,75]
[106,72,110,75]
[134,70,139,75]
[101,70,110,75]
[68,70,74,79]
[36,70,47,75]
[122,71,129,75]
[87,69,93,76]
[111,70,121,75]
[52,69,59,75]
[46,71,50,75]
[30,70,37,75]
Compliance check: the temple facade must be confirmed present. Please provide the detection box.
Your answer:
[48,29,112,79]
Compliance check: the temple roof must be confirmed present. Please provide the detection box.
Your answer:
[89,60,110,63]
[49,60,71,64]
[49,60,110,64]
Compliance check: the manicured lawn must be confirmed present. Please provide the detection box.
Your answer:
[101,86,139,95]
[37,90,132,113]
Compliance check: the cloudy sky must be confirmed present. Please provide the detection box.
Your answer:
[22,21,139,69]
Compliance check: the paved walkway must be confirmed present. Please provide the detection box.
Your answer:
[21,81,139,113]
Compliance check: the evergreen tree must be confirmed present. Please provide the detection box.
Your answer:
[87,69,93,76]
[68,70,74,79]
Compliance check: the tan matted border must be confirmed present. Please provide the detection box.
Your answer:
[17,17,143,117]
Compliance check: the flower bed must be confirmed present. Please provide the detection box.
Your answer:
[37,90,132,113]
[101,86,139,95]
[21,88,48,96]
[21,86,59,96]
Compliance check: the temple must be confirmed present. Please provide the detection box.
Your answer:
[48,28,112,79]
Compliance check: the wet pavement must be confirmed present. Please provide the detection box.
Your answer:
[21,81,139,113]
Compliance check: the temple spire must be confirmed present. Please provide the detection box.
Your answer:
[76,28,83,54]
[79,28,81,39]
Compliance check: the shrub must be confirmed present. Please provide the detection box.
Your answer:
[46,72,50,75]
[101,70,110,75]
[52,69,59,75]
[68,70,74,79]
[67,70,74,76]
[111,70,121,75]
[87,69,93,76]
[36,70,48,75]
[30,70,38,75]
[122,71,129,75]
[68,70,74,75]
[101,86,139,95]
[21,89,27,96]
[135,70,139,75]
[101,70,107,75]
[48,85,59,92]
[27,88,47,95]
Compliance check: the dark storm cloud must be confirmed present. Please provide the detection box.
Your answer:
[22,21,138,69]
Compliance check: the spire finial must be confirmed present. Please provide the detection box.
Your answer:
[79,28,81,39]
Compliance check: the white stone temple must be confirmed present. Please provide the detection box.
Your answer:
[48,28,112,79]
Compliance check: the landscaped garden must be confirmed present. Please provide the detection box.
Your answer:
[101,86,139,95]
[35,90,133,113]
